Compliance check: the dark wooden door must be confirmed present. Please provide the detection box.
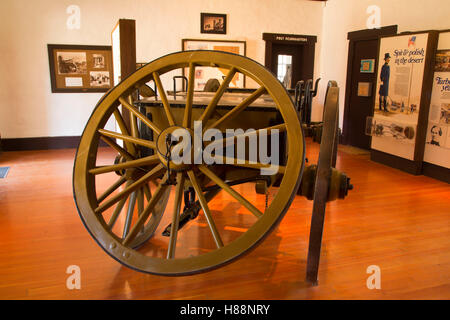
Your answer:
[346,39,379,149]
[270,44,303,89]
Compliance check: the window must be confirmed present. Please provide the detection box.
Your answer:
[277,54,292,88]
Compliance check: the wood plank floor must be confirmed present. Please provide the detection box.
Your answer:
[0,140,449,300]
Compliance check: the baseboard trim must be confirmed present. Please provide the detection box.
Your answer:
[370,149,422,175]
[422,162,450,184]
[1,136,81,151]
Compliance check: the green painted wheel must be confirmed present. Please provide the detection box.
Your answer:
[73,50,305,275]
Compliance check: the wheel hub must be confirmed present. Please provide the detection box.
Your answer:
[156,126,194,171]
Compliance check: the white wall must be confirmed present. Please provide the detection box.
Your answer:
[0,0,324,139]
[319,0,450,128]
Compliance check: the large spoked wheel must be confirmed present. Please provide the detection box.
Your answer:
[73,50,305,275]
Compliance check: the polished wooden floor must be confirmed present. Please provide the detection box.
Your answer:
[0,140,449,300]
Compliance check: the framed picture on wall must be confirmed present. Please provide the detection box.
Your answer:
[200,13,227,34]
[47,44,113,93]
[182,39,246,90]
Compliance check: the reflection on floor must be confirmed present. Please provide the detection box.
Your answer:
[0,139,449,299]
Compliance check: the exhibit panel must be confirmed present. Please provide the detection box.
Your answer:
[181,39,246,90]
[370,33,429,160]
[423,31,450,169]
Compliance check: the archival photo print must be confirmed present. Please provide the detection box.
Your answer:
[90,71,110,87]
[366,116,416,144]
[426,123,447,148]
[57,51,87,75]
[92,54,106,69]
[202,16,224,33]
[440,103,450,124]
[434,50,450,72]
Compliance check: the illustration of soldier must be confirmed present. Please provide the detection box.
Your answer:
[379,53,391,112]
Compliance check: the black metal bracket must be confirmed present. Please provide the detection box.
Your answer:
[173,76,188,99]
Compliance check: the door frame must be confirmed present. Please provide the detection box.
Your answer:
[342,25,398,146]
[262,33,317,82]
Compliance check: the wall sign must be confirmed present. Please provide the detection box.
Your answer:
[262,33,316,44]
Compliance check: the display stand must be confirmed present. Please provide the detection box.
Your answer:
[369,31,438,174]
[422,30,450,183]
[111,19,137,127]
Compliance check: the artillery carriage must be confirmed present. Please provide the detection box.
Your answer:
[73,50,352,283]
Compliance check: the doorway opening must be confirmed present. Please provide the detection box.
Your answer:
[263,33,317,90]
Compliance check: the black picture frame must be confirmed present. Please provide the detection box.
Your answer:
[200,13,227,35]
[47,44,113,93]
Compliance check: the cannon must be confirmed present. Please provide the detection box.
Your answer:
[73,50,352,280]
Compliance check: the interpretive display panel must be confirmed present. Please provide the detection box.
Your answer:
[182,39,246,90]
[423,32,450,169]
[48,44,113,93]
[370,33,429,160]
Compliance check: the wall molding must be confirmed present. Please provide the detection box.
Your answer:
[371,150,422,175]
[1,136,82,151]
[422,162,450,184]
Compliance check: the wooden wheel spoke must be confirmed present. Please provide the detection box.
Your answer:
[152,72,176,126]
[183,63,196,128]
[199,67,237,125]
[89,155,159,175]
[108,180,133,228]
[97,176,127,204]
[119,97,161,135]
[206,86,267,130]
[143,183,152,201]
[137,188,144,215]
[113,109,130,135]
[122,191,137,238]
[167,172,185,259]
[122,173,169,246]
[95,164,165,214]
[99,129,157,150]
[129,97,140,139]
[198,165,263,218]
[187,170,223,248]
[100,135,135,161]
[113,109,136,156]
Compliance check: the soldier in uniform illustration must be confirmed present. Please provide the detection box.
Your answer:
[379,53,391,112]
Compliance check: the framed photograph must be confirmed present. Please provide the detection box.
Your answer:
[201,13,226,34]
[48,44,113,93]
[182,39,246,90]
